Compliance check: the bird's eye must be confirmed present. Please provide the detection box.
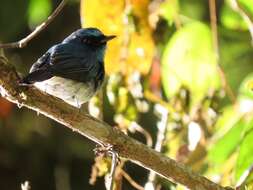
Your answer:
[83,38,93,44]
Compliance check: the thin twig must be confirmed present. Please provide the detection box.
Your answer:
[105,149,118,190]
[208,0,236,103]
[129,122,153,147]
[231,0,253,45]
[121,169,144,190]
[0,0,67,49]
[114,163,124,190]
[217,66,236,103]
[209,0,219,57]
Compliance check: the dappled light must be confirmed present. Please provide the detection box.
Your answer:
[0,0,253,190]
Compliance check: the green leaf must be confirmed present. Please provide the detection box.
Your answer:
[160,0,179,25]
[179,0,206,21]
[220,4,247,30]
[28,0,52,27]
[219,34,253,94]
[208,118,245,164]
[237,0,253,18]
[161,22,220,104]
[236,119,253,181]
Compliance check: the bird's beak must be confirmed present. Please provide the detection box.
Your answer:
[102,35,116,43]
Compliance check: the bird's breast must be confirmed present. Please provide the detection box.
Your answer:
[34,76,96,108]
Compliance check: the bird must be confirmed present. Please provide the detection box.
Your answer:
[20,28,115,108]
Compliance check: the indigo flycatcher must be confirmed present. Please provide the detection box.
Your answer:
[20,28,115,108]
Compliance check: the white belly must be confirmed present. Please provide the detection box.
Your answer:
[34,77,95,108]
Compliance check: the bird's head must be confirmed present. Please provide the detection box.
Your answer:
[63,28,116,47]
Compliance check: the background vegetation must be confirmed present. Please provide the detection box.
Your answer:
[0,0,253,189]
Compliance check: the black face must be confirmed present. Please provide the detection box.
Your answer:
[62,28,116,46]
[82,35,106,46]
[82,35,116,46]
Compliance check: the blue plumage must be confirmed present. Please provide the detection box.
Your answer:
[20,28,115,108]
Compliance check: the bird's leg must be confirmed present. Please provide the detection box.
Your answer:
[44,83,48,93]
[74,95,81,109]
[75,96,80,108]
[73,95,83,115]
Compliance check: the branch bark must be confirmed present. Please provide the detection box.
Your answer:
[0,51,232,190]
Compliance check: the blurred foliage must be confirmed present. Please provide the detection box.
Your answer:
[161,21,220,105]
[28,0,52,28]
[81,0,155,75]
[221,4,248,30]
[1,0,253,190]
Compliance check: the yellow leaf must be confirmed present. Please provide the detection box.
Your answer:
[247,80,253,91]
[80,0,154,75]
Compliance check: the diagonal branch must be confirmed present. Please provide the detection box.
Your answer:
[0,0,67,49]
[0,52,232,190]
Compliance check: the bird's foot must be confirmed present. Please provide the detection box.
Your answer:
[74,96,82,109]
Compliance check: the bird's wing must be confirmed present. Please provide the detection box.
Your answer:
[49,43,99,82]
[29,51,51,72]
[20,50,53,84]
[20,43,100,84]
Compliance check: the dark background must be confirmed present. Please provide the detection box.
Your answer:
[1,0,253,189]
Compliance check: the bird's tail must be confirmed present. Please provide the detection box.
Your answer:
[19,70,52,85]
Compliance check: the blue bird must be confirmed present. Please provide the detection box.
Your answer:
[20,28,115,108]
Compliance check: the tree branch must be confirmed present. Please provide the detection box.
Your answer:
[0,0,66,49]
[0,52,232,190]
